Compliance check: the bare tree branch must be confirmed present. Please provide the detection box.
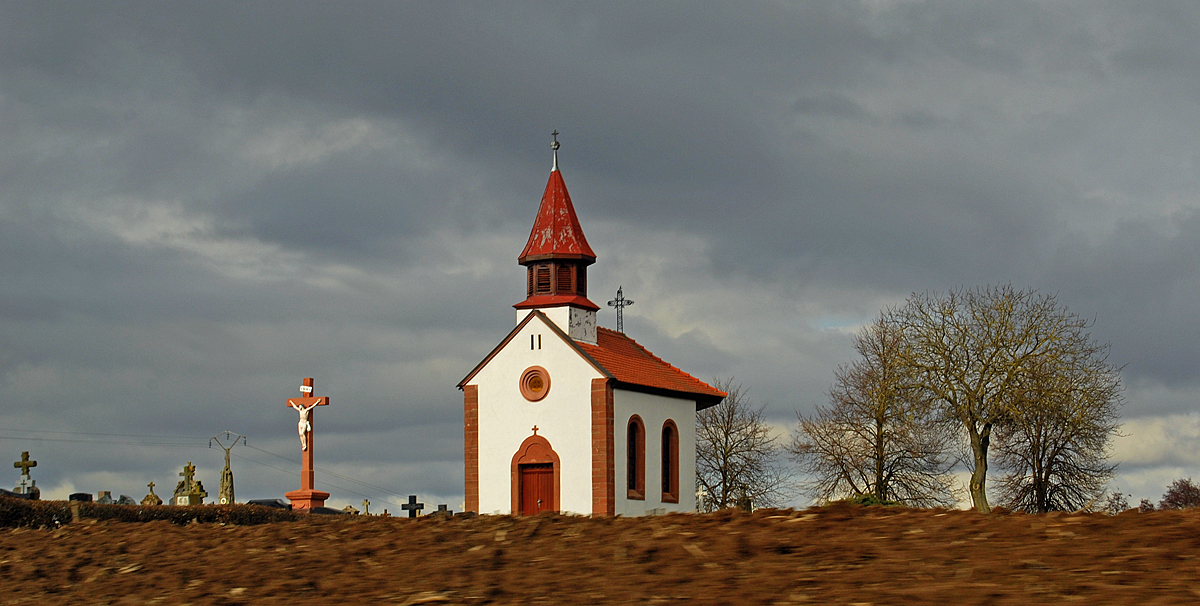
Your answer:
[696,378,790,511]
[791,317,959,507]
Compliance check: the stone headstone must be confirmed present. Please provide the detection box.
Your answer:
[172,462,207,506]
[141,481,163,506]
[12,451,40,500]
[341,505,360,515]
[68,492,93,502]
[96,491,114,504]
[432,504,452,517]
[117,495,136,505]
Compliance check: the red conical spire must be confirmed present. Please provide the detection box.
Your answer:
[517,169,596,264]
[515,133,599,312]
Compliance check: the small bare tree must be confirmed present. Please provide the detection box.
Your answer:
[696,378,789,511]
[993,348,1122,513]
[1159,478,1200,510]
[791,318,958,507]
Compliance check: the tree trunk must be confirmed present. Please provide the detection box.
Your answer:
[874,415,885,501]
[969,425,991,513]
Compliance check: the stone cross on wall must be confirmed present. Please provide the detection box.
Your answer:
[284,377,331,511]
[401,495,424,518]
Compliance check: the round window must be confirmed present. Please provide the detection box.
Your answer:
[520,366,550,401]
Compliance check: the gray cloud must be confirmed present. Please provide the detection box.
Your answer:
[1,1,1199,509]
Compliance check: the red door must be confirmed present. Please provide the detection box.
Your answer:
[519,463,553,515]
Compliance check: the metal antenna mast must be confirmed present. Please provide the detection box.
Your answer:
[607,286,635,333]
[209,430,247,505]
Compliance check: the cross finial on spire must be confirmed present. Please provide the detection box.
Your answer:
[551,130,560,171]
[607,286,635,333]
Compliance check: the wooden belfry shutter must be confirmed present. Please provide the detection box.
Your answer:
[557,265,572,294]
[536,265,551,294]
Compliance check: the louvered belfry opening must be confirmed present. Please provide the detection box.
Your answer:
[526,261,588,298]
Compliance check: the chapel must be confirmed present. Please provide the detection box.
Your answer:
[457,135,725,516]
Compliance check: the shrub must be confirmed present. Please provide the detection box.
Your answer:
[1159,478,1200,510]
[0,496,301,527]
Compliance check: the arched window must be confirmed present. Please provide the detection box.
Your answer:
[627,415,645,500]
[661,420,679,503]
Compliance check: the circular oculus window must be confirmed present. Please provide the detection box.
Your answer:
[520,366,550,401]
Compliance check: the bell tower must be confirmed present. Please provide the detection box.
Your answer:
[514,133,599,344]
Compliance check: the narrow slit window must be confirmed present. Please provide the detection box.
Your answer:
[661,420,679,503]
[627,416,645,500]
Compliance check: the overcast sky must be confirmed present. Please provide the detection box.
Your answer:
[2,1,1199,511]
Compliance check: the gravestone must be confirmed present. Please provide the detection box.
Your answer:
[12,451,40,500]
[68,492,92,502]
[432,504,452,518]
[117,495,136,505]
[401,495,424,518]
[141,481,163,506]
[96,491,114,504]
[172,462,207,505]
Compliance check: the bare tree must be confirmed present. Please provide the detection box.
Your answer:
[1159,478,1200,510]
[993,347,1123,513]
[890,285,1116,512]
[696,378,789,511]
[791,317,958,507]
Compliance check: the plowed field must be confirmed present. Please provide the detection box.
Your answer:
[1,504,1197,605]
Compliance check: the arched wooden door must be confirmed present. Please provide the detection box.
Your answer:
[519,463,554,515]
[511,432,561,515]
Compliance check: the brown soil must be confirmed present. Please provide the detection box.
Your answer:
[0,504,1196,605]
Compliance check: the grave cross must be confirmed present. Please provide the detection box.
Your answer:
[179,462,195,485]
[13,451,37,494]
[607,286,634,333]
[285,377,330,493]
[13,451,36,476]
[401,495,424,518]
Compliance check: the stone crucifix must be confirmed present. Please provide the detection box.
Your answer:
[13,451,37,496]
[284,377,331,511]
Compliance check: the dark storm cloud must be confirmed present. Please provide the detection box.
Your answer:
[3,1,1200,507]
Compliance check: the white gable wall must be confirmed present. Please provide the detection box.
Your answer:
[471,314,603,515]
[613,389,698,516]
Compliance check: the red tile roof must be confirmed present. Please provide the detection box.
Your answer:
[518,170,596,263]
[578,328,726,406]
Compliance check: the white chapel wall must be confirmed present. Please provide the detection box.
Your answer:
[472,315,603,515]
[613,389,698,516]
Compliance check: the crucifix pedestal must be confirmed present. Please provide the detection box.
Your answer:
[284,377,330,511]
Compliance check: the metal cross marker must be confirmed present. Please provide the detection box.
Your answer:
[607,286,634,333]
[401,495,425,518]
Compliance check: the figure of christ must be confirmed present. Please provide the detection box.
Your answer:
[290,400,319,450]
